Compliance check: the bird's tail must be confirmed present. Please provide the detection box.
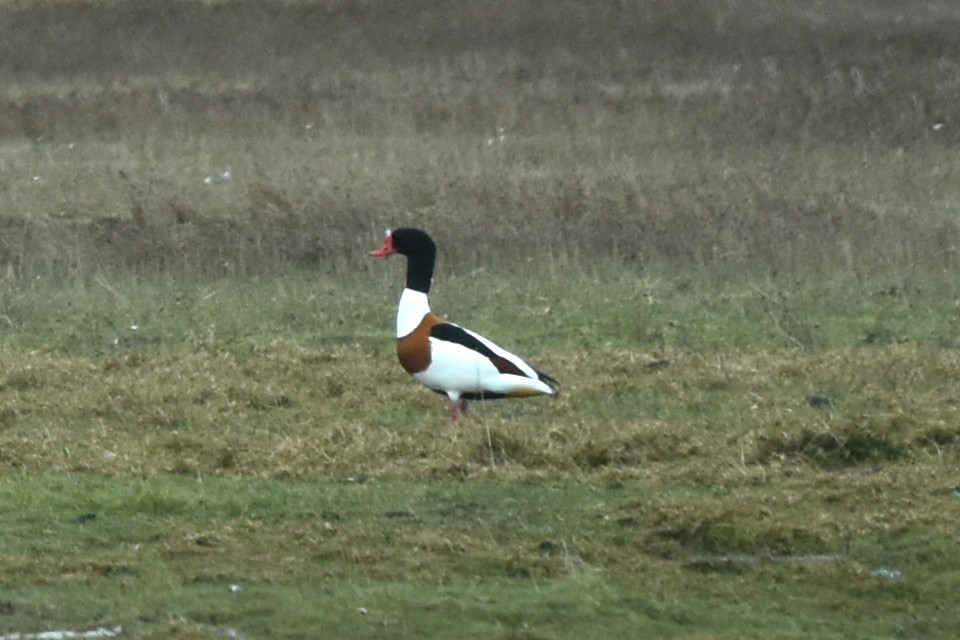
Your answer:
[535,369,561,396]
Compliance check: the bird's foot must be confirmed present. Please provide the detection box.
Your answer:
[448,398,467,426]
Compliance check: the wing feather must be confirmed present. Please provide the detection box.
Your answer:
[429,323,528,377]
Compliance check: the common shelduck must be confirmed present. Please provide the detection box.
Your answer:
[370,228,559,423]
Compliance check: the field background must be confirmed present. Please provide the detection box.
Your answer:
[2,1,960,638]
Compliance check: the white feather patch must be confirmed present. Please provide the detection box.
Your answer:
[460,326,539,379]
[396,289,430,338]
[414,336,554,397]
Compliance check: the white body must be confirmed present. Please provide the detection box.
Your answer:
[396,288,555,400]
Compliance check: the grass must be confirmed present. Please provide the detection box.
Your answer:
[5,262,960,354]
[1,473,957,639]
[2,0,960,637]
[4,281,960,479]
[2,275,960,637]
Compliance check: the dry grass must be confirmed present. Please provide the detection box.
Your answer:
[2,341,957,480]
[2,341,958,637]
[2,0,960,280]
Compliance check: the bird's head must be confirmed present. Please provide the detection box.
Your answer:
[370,228,436,259]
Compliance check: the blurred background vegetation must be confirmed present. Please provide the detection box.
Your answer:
[2,0,959,281]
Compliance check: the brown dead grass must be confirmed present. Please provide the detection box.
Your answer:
[2,342,957,482]
[2,0,960,280]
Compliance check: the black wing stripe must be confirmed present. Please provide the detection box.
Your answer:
[535,368,561,394]
[429,323,527,377]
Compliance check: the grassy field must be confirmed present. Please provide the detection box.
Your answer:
[2,1,960,638]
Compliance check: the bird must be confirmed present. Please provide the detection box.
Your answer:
[370,228,559,424]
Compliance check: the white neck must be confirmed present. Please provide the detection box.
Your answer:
[396,288,430,337]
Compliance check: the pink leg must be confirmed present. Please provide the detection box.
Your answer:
[448,397,466,426]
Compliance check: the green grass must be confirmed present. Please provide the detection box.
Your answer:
[3,266,960,637]
[2,474,956,639]
[4,264,960,359]
[2,272,960,637]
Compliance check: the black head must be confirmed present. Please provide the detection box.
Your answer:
[370,228,437,293]
[390,228,435,257]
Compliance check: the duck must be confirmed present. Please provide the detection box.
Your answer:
[370,228,559,423]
